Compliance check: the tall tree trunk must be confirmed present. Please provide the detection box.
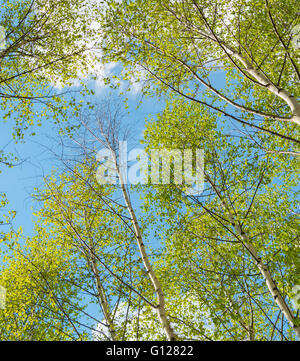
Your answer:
[206,173,300,339]
[89,251,117,341]
[238,230,300,340]
[117,165,177,341]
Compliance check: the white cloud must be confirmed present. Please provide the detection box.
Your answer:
[93,294,215,341]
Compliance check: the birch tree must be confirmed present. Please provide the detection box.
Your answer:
[0,0,101,139]
[19,101,178,340]
[142,96,300,340]
[0,227,88,340]
[75,103,178,340]
[2,93,298,340]
[100,0,300,150]
[32,164,146,340]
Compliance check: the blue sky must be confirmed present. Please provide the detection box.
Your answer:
[0,61,228,242]
[0,85,167,336]
[0,85,165,237]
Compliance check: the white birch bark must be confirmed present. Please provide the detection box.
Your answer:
[89,250,117,341]
[235,225,300,339]
[229,51,300,125]
[115,160,177,341]
[212,182,300,339]
[202,169,300,339]
[192,6,300,125]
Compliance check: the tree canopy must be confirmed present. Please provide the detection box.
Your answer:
[0,0,299,341]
